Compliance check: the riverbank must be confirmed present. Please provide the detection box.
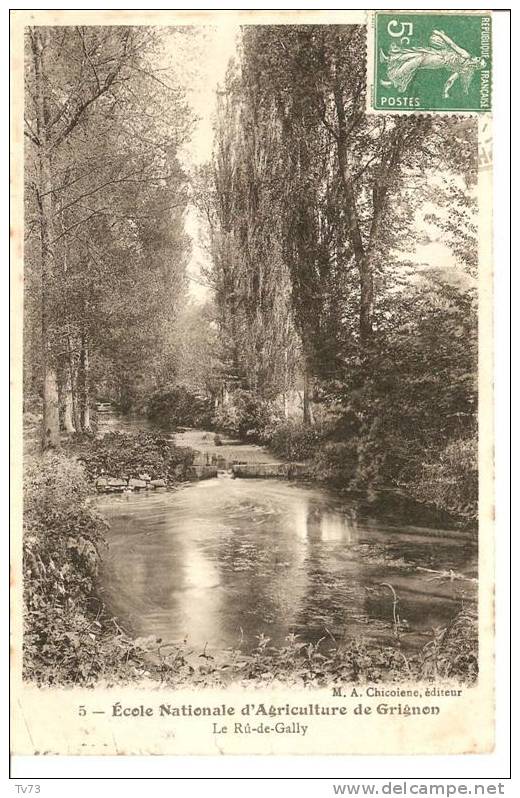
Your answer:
[23,447,478,687]
[203,385,479,528]
[209,425,477,531]
[58,400,477,529]
[22,419,478,688]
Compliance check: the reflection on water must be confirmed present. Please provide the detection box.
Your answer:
[97,478,477,652]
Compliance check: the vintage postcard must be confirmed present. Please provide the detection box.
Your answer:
[10,9,495,756]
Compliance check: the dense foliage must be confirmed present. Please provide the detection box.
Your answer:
[200,25,479,522]
[23,445,199,684]
[146,386,213,429]
[24,23,479,520]
[266,419,324,463]
[24,26,196,444]
[213,388,281,441]
[108,613,478,687]
[404,437,478,521]
[23,453,109,683]
[77,431,195,482]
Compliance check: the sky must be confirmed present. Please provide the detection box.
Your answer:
[163,25,241,303]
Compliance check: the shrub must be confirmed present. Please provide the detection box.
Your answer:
[214,389,281,442]
[230,613,477,686]
[23,451,208,685]
[403,436,478,521]
[78,431,195,482]
[266,419,323,462]
[146,386,212,428]
[213,403,240,437]
[145,606,477,688]
[23,453,109,683]
[312,440,358,484]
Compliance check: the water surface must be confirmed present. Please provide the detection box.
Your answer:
[97,477,477,652]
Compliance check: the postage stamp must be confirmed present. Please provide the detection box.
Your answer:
[372,12,492,112]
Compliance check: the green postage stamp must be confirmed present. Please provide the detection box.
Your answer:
[372,12,492,112]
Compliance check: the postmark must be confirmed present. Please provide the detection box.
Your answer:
[372,12,492,113]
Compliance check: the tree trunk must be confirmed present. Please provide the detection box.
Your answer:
[332,77,374,345]
[222,383,230,407]
[67,334,82,433]
[42,365,60,449]
[40,179,60,449]
[359,257,375,345]
[39,161,61,447]
[283,343,289,419]
[59,356,76,433]
[57,177,76,435]
[303,361,315,427]
[32,28,60,449]
[78,334,92,433]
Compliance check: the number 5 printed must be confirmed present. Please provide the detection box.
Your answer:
[387,20,414,38]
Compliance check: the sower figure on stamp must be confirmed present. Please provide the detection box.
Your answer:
[380,29,486,98]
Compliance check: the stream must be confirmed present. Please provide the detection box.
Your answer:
[96,410,477,652]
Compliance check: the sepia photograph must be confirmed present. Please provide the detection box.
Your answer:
[10,9,498,759]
